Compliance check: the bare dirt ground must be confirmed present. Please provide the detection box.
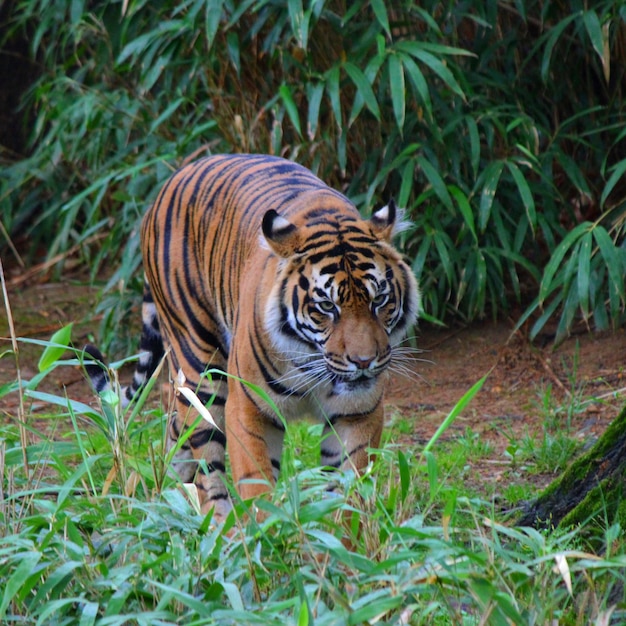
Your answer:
[2,278,626,497]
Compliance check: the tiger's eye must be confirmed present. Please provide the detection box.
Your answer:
[318,300,336,313]
[372,293,388,307]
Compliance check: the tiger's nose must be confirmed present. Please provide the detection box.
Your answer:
[349,355,376,370]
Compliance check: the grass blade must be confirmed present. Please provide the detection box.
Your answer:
[423,374,488,453]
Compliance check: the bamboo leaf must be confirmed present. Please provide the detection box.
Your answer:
[399,53,432,118]
[370,0,390,37]
[417,155,453,212]
[395,42,465,99]
[325,65,341,126]
[540,13,580,81]
[466,115,480,178]
[593,225,626,321]
[506,160,536,233]
[600,158,626,207]
[478,160,504,231]
[287,0,307,49]
[24,389,102,420]
[306,81,324,139]
[529,292,562,340]
[539,222,591,304]
[205,0,225,47]
[582,10,607,77]
[555,151,591,195]
[388,53,405,132]
[344,62,380,121]
[449,185,477,242]
[279,83,302,137]
[576,231,593,318]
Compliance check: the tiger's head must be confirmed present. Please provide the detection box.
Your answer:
[262,194,420,395]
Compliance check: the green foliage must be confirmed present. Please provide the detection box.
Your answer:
[2,332,626,624]
[1,0,626,348]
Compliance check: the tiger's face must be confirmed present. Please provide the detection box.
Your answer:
[262,199,419,396]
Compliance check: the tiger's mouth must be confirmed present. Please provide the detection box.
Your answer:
[329,373,378,394]
[330,367,383,388]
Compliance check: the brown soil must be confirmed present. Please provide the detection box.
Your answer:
[2,279,625,497]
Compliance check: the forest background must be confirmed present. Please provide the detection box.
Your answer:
[2,0,626,350]
[2,1,626,624]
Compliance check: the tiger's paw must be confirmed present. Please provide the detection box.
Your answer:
[201,496,232,525]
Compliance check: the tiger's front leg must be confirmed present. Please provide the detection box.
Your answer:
[225,379,285,506]
[321,405,385,546]
[168,389,231,520]
[320,404,384,474]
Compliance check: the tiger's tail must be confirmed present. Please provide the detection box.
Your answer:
[85,281,165,406]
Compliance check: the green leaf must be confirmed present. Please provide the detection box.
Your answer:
[149,97,185,134]
[582,10,606,64]
[279,83,302,137]
[79,601,99,626]
[424,375,488,453]
[398,449,410,504]
[325,65,341,126]
[593,225,626,321]
[348,593,403,624]
[400,54,432,118]
[600,158,626,207]
[388,53,405,132]
[555,151,591,195]
[0,552,42,619]
[465,115,480,178]
[540,13,580,81]
[478,160,504,231]
[395,42,465,99]
[539,222,591,304]
[424,450,438,499]
[449,185,477,242]
[38,323,73,372]
[371,0,390,37]
[205,0,225,47]
[287,0,307,49]
[506,160,536,233]
[297,600,309,626]
[417,155,453,212]
[576,231,593,318]
[24,389,102,420]
[344,62,380,121]
[306,81,324,139]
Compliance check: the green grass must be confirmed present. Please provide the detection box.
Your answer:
[2,327,626,624]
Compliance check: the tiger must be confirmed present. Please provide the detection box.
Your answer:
[86,153,420,520]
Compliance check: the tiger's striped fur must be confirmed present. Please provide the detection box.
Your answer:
[88,154,419,518]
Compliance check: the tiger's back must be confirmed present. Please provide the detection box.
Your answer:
[91,153,420,518]
[141,154,347,354]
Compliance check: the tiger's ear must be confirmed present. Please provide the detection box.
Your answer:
[370,199,410,242]
[370,198,398,242]
[262,209,301,257]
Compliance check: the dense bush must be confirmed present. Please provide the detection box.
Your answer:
[1,0,626,348]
